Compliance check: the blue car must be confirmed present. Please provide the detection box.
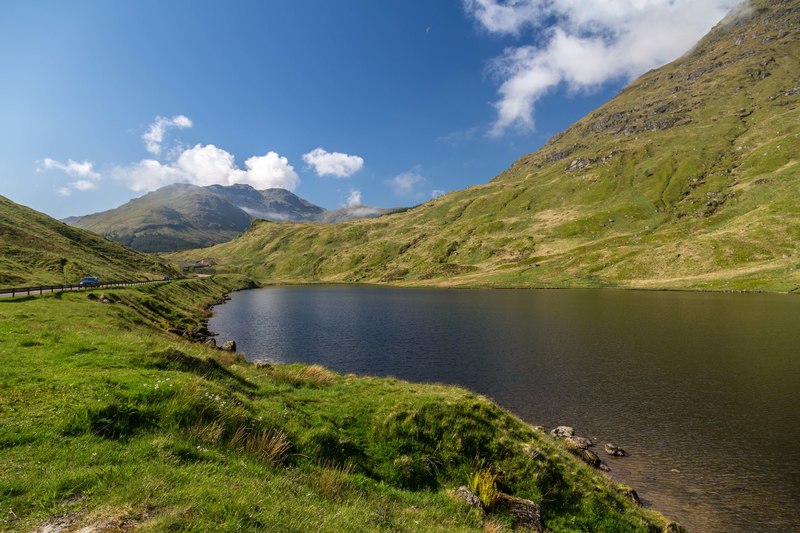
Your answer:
[79,276,100,288]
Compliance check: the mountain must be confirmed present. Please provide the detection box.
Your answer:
[176,0,800,293]
[0,195,174,286]
[65,184,398,252]
[207,184,325,222]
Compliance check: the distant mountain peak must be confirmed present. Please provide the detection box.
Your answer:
[64,183,402,252]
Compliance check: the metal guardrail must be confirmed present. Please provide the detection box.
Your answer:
[0,279,169,298]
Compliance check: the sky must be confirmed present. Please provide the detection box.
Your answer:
[0,0,739,219]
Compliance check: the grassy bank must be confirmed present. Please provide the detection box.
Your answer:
[0,277,675,531]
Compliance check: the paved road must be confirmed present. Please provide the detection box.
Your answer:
[0,280,169,299]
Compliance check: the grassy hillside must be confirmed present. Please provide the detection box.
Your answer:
[175,0,800,292]
[0,278,675,531]
[0,196,174,287]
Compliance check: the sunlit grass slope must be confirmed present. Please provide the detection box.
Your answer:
[0,196,175,287]
[176,0,800,292]
[0,278,673,531]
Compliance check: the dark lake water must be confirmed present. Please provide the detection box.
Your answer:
[208,286,800,532]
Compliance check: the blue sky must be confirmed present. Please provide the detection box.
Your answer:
[0,0,737,219]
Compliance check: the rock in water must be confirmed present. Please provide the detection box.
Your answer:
[550,426,575,438]
[604,443,626,457]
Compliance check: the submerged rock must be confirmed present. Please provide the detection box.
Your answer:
[604,443,626,457]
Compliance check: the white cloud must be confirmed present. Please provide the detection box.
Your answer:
[71,180,97,191]
[39,157,102,195]
[142,114,193,155]
[431,189,446,199]
[243,151,300,190]
[389,171,426,198]
[465,0,739,135]
[113,144,299,193]
[39,158,101,180]
[464,0,545,34]
[346,189,362,206]
[302,148,364,178]
[175,144,244,186]
[111,159,181,192]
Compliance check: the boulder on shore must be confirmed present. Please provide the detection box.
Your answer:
[221,340,237,352]
[550,426,575,438]
[565,436,593,450]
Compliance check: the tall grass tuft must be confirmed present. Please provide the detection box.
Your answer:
[265,364,336,387]
[230,426,291,465]
[313,460,354,502]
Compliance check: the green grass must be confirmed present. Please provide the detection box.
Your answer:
[0,278,673,531]
[0,196,175,287]
[170,0,800,293]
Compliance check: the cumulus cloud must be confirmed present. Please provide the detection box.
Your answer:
[38,157,102,195]
[302,148,364,178]
[465,0,738,135]
[389,171,426,198]
[243,151,301,190]
[142,114,193,155]
[39,158,101,180]
[114,144,299,193]
[346,189,362,206]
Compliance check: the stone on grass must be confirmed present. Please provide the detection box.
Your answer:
[455,486,483,510]
[495,493,543,531]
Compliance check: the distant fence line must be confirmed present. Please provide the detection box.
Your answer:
[0,279,168,298]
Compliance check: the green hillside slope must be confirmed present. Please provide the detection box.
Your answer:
[176,0,800,292]
[0,195,174,286]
